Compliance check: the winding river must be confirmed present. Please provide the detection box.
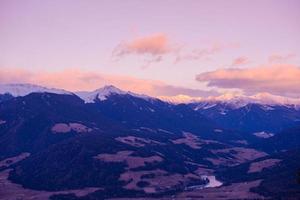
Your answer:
[202,175,223,188]
[185,175,223,190]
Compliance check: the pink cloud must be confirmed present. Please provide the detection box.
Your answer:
[0,67,218,97]
[230,56,249,66]
[112,33,179,67]
[196,64,300,97]
[268,53,296,63]
[0,68,33,83]
[113,33,170,56]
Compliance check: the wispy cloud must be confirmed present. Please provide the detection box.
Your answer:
[268,53,296,63]
[196,64,300,97]
[230,56,249,66]
[175,43,238,63]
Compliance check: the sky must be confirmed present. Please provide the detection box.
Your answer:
[0,0,300,98]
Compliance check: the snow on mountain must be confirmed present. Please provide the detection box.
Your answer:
[211,93,300,108]
[253,131,274,138]
[0,83,72,97]
[75,85,153,103]
[158,95,203,104]
[250,93,300,106]
[160,92,300,109]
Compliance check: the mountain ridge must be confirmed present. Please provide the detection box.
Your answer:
[1,83,300,108]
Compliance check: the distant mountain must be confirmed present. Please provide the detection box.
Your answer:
[189,101,300,135]
[0,83,72,97]
[0,84,248,142]
[163,92,300,107]
[2,83,300,107]
[1,83,299,147]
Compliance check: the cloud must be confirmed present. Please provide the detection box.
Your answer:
[113,33,171,57]
[113,34,238,66]
[230,56,249,66]
[195,64,300,97]
[175,43,239,63]
[0,67,218,97]
[112,33,178,66]
[0,68,33,83]
[175,43,222,63]
[268,53,296,63]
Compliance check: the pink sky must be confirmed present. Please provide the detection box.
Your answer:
[0,0,299,98]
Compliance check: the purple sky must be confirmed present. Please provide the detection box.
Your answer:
[0,0,299,97]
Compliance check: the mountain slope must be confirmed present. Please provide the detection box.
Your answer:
[0,92,121,159]
[216,149,300,200]
[252,125,300,153]
[8,126,268,198]
[190,102,300,134]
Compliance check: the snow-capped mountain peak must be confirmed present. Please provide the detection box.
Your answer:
[0,83,72,97]
[75,85,153,103]
[98,85,124,94]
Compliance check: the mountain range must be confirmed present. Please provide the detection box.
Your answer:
[0,83,299,200]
